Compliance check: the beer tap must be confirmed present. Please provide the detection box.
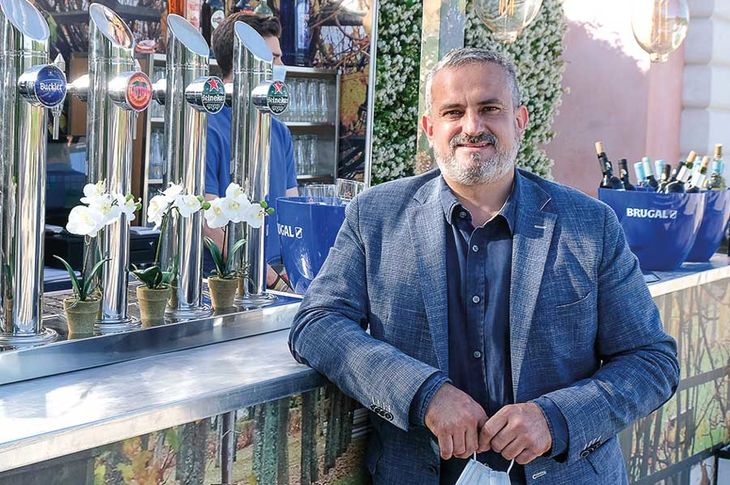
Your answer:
[151,14,225,320]
[0,0,68,344]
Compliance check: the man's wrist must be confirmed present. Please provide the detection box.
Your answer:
[409,372,450,427]
[531,396,569,460]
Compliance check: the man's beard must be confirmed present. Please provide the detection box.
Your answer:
[434,132,519,186]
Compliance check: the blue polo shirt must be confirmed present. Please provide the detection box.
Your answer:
[205,106,298,265]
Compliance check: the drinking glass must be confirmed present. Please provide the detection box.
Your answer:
[318,80,329,122]
[306,79,318,122]
[307,135,318,175]
[336,178,366,202]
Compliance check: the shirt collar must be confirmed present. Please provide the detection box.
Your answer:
[438,171,520,233]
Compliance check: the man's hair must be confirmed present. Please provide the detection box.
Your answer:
[424,47,521,115]
[212,13,282,78]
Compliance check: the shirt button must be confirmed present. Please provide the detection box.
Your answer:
[459,211,467,219]
[473,350,482,359]
[472,245,479,252]
[472,295,481,304]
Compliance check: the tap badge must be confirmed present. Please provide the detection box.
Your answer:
[126,72,152,112]
[34,65,67,108]
[267,80,289,116]
[202,77,225,114]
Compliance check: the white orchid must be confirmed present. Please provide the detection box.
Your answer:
[204,197,229,229]
[242,201,265,228]
[66,205,105,237]
[162,183,184,203]
[174,194,203,218]
[79,180,106,205]
[87,193,122,227]
[225,183,247,200]
[117,193,138,222]
[147,194,170,229]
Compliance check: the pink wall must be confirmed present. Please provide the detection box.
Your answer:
[546,0,684,196]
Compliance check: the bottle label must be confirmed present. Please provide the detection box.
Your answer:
[677,166,690,182]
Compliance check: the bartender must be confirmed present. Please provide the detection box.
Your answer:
[203,13,298,291]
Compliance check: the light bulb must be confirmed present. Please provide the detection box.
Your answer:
[631,0,689,63]
[474,0,543,44]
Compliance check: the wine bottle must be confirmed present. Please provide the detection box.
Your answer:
[706,144,727,190]
[595,141,625,190]
[634,161,647,187]
[201,0,225,55]
[664,161,689,193]
[619,159,635,190]
[657,163,672,192]
[654,159,667,182]
[679,151,697,186]
[687,156,710,193]
[642,157,659,190]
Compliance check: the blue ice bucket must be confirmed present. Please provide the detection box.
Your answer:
[277,197,346,294]
[685,190,730,262]
[598,189,706,271]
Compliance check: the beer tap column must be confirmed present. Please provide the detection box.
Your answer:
[0,0,67,345]
[152,14,224,319]
[229,22,289,307]
[70,4,152,327]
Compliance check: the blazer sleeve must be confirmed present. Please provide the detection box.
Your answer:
[289,196,442,432]
[539,204,680,464]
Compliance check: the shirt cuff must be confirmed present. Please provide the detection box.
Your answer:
[532,396,569,460]
[409,371,450,428]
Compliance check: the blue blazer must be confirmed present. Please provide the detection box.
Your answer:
[289,169,679,484]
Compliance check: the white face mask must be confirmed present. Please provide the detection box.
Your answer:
[454,454,514,485]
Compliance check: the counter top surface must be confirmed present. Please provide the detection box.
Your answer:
[1,256,729,471]
[0,329,320,471]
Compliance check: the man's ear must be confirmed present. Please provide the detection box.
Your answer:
[422,114,434,143]
[515,105,529,132]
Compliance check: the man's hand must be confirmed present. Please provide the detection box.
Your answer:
[478,403,552,465]
[425,383,488,460]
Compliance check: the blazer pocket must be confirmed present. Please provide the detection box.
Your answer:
[555,289,594,312]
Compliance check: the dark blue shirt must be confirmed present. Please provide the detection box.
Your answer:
[205,106,298,265]
[410,174,568,485]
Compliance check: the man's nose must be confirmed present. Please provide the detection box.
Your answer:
[462,111,485,136]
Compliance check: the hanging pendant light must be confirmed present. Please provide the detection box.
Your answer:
[631,0,689,63]
[474,0,543,44]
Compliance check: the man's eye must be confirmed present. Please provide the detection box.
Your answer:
[443,111,462,117]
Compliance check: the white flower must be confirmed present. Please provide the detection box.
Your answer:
[221,193,250,223]
[87,193,121,226]
[225,183,246,200]
[117,193,137,222]
[80,180,106,205]
[162,183,184,203]
[174,194,203,218]
[204,197,229,229]
[242,202,265,228]
[147,194,170,229]
[66,205,105,237]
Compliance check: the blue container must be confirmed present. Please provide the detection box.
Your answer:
[277,197,346,294]
[598,189,706,271]
[685,190,730,262]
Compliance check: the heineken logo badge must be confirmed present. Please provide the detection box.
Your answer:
[201,77,225,114]
[267,80,289,116]
[34,65,66,108]
[126,72,152,112]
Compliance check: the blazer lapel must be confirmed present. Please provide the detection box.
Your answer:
[510,173,556,400]
[407,180,449,374]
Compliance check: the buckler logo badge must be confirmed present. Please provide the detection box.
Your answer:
[126,72,152,112]
[34,65,66,108]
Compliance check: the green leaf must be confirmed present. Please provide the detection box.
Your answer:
[226,238,247,277]
[82,258,109,300]
[130,264,163,289]
[53,255,81,300]
[204,236,226,277]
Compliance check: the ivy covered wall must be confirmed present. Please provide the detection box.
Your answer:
[371,0,567,183]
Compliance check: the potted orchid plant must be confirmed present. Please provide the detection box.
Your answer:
[203,182,272,309]
[132,183,210,324]
[56,181,140,336]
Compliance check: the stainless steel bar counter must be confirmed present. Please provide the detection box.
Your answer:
[0,256,729,484]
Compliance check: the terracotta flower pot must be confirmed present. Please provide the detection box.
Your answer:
[64,298,100,337]
[208,276,239,310]
[136,286,170,327]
